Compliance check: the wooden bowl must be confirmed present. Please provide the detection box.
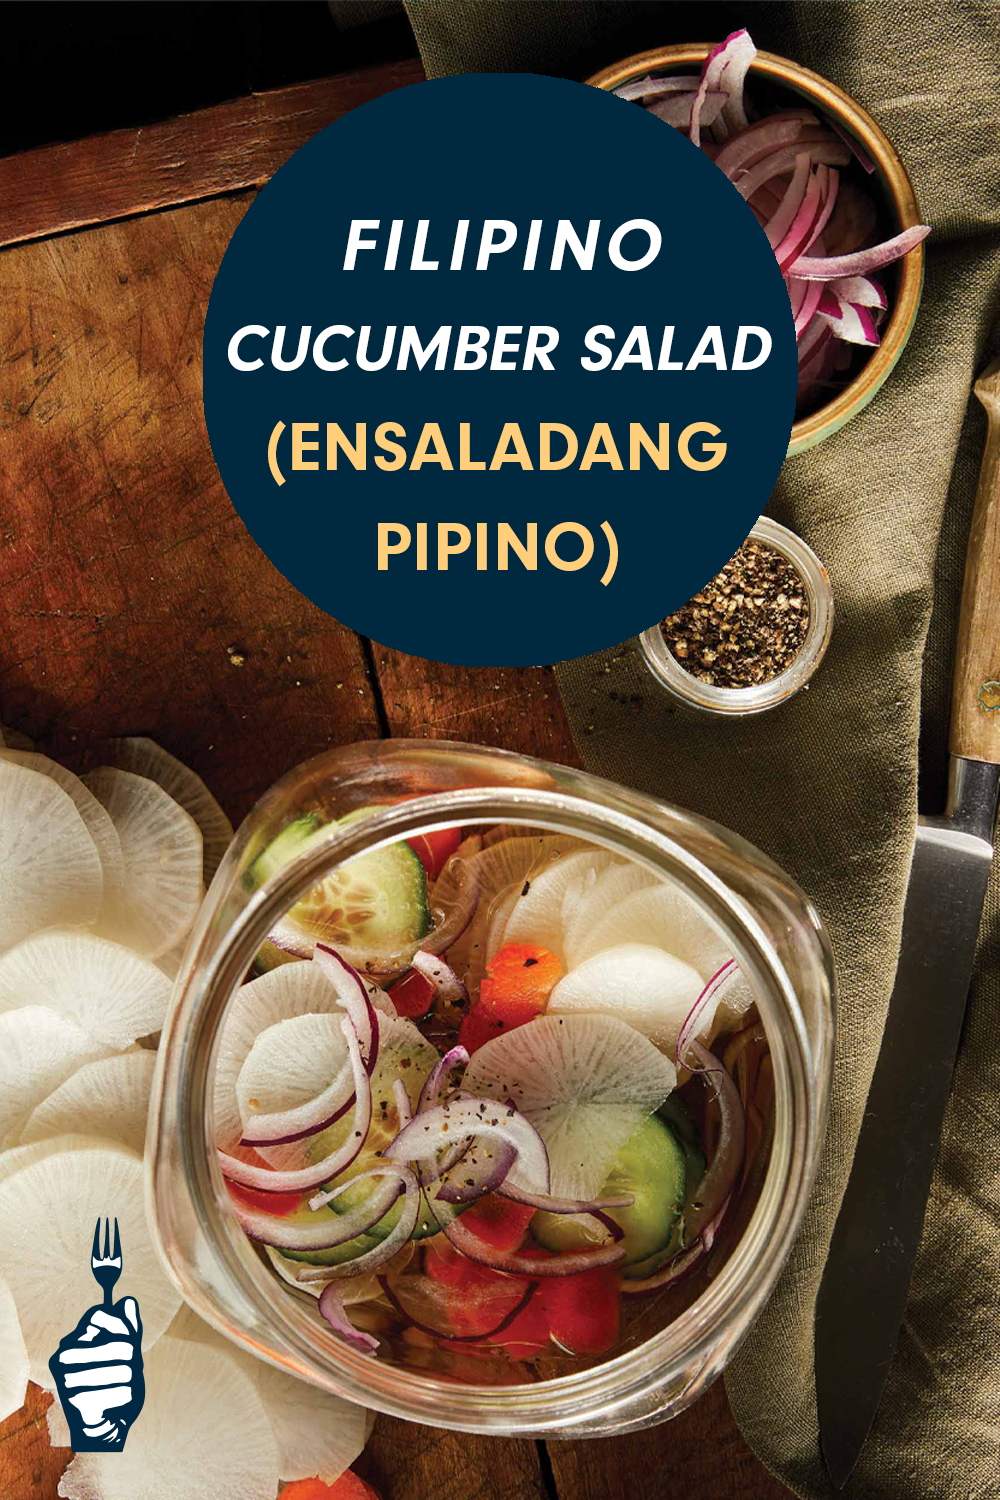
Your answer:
[586,44,926,456]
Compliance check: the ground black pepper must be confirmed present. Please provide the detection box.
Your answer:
[661,540,809,689]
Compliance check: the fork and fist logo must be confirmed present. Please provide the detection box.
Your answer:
[48,1218,146,1452]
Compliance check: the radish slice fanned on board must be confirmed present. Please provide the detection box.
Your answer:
[0,1276,28,1425]
[57,1334,279,1500]
[96,736,234,884]
[463,1013,676,1199]
[0,928,171,1050]
[84,766,204,960]
[0,1143,181,1386]
[0,761,104,954]
[0,750,125,905]
[0,1006,112,1149]
[19,1049,156,1155]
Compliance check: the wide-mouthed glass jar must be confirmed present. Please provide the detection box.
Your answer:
[148,740,833,1437]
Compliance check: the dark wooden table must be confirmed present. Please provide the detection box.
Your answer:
[0,63,794,1500]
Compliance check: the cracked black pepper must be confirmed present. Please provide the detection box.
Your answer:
[661,540,810,689]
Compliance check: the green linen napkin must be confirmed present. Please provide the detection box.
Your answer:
[403,3,1000,1496]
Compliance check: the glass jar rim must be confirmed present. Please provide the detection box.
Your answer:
[150,747,827,1432]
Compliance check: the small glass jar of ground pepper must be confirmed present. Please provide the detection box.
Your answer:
[638,517,833,716]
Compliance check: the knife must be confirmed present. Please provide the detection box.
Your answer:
[815,358,1000,1489]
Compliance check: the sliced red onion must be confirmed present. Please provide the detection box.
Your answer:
[411,951,469,1009]
[793,278,825,339]
[297,1165,422,1279]
[684,1041,745,1245]
[817,294,880,347]
[789,224,931,280]
[318,1281,380,1354]
[676,960,740,1068]
[830,274,887,309]
[440,1213,626,1277]
[648,90,726,130]
[713,110,820,179]
[613,74,700,103]
[736,140,850,201]
[385,1097,550,1196]
[497,1182,634,1216]
[414,1045,472,1183]
[417,1044,470,1114]
[313,945,381,1074]
[435,1137,518,1206]
[621,1241,706,1296]
[828,115,877,174]
[229,1164,404,1251]
[376,1274,539,1343]
[689,28,756,148]
[220,1018,372,1194]
[764,153,811,249]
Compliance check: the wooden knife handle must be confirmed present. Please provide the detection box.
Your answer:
[950,359,1000,765]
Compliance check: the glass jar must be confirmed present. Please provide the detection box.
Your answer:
[148,740,833,1438]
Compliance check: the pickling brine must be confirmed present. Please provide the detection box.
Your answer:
[216,814,773,1379]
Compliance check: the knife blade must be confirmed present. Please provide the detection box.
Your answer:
[816,357,1000,1489]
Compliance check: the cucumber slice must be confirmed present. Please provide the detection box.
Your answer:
[532,1114,687,1268]
[249,807,430,970]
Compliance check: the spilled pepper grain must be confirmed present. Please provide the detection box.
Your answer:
[661,540,809,688]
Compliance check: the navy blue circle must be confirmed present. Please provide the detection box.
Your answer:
[204,73,796,667]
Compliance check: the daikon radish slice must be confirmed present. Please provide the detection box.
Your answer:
[84,767,203,960]
[0,1143,181,1386]
[0,1007,112,1149]
[500,851,617,960]
[20,1049,156,1155]
[57,1334,279,1500]
[464,1013,676,1199]
[0,1276,28,1423]
[0,750,124,904]
[0,929,170,1050]
[97,737,233,884]
[0,761,103,953]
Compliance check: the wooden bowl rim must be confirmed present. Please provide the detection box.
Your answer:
[585,44,925,450]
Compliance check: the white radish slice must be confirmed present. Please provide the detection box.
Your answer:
[0,749,125,905]
[214,961,393,1152]
[500,850,617,960]
[562,863,659,968]
[258,1013,436,1173]
[0,1131,112,1191]
[464,1013,676,1199]
[84,766,203,960]
[435,835,581,985]
[548,943,704,1053]
[0,1007,112,1149]
[47,1395,72,1448]
[0,928,171,1049]
[0,1276,28,1423]
[0,1143,181,1386]
[169,1305,368,1485]
[155,939,188,982]
[0,761,104,954]
[571,882,755,1010]
[0,724,34,751]
[20,1049,156,1155]
[58,1334,279,1500]
[98,737,234,885]
[237,1012,350,1135]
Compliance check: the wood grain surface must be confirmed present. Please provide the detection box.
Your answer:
[0,59,425,252]
[0,65,794,1500]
